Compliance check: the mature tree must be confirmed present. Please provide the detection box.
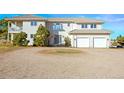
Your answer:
[64,36,71,47]
[34,24,50,46]
[13,32,29,46]
[0,19,8,40]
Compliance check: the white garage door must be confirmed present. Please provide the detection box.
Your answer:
[77,37,90,48]
[94,37,107,48]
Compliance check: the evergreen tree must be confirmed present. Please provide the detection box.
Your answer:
[64,37,71,47]
[116,35,124,46]
[0,19,8,40]
[34,24,50,46]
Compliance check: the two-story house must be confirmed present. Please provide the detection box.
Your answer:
[5,15,111,48]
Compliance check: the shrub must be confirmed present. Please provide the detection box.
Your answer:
[64,37,71,47]
[112,40,118,46]
[13,32,29,46]
[116,35,124,46]
[34,24,50,46]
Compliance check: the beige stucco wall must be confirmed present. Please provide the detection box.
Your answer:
[47,22,74,45]
[23,21,45,45]
[47,22,103,45]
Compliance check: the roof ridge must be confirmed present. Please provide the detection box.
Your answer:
[5,15,104,23]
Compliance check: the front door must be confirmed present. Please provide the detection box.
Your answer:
[54,35,59,44]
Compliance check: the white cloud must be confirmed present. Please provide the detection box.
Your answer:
[95,16,124,22]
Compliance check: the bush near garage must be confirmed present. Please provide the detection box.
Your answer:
[64,37,71,47]
[116,35,124,46]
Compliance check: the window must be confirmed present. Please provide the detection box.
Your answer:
[31,21,37,26]
[52,23,63,30]
[56,23,60,25]
[91,24,97,28]
[53,23,60,25]
[59,35,62,44]
[81,24,87,28]
[67,23,70,27]
[94,24,96,28]
[81,24,84,28]
[54,35,63,44]
[54,35,59,44]
[30,34,34,38]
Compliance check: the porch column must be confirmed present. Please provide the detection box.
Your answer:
[7,21,10,42]
[15,21,17,29]
[15,21,17,25]
[72,35,74,47]
[11,33,14,43]
[90,37,94,48]
[7,33,9,42]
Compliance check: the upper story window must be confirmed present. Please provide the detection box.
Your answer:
[81,24,87,28]
[52,23,63,30]
[31,21,37,26]
[91,24,96,28]
[67,23,70,27]
[54,23,60,25]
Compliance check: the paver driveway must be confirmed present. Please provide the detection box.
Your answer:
[0,47,124,79]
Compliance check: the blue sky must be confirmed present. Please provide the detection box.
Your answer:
[0,14,124,39]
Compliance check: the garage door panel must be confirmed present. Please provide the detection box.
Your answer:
[94,37,107,48]
[77,37,90,48]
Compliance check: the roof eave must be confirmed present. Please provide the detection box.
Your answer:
[76,22,104,24]
[4,18,46,21]
[69,33,111,35]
